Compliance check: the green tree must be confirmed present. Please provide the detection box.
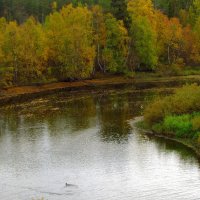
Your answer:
[102,13,129,73]
[111,0,130,28]
[131,16,158,69]
[189,0,200,27]
[128,0,158,70]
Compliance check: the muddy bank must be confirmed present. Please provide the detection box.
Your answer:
[0,76,134,106]
[0,74,200,106]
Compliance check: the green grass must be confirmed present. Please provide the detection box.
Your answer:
[154,113,200,139]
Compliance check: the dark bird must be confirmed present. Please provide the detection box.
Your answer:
[65,182,77,188]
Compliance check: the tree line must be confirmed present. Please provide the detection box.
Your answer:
[0,0,194,23]
[0,0,200,87]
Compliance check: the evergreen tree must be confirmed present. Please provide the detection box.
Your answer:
[110,0,130,28]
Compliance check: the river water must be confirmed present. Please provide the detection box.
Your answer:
[0,86,200,200]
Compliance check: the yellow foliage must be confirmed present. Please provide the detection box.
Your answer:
[192,116,200,131]
[45,4,96,80]
[128,0,154,20]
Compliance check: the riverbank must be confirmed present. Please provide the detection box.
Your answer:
[133,117,200,159]
[0,74,200,106]
[140,84,200,158]
[0,76,134,106]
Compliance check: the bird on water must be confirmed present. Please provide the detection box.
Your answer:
[65,182,78,188]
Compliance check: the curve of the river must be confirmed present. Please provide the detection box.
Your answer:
[0,86,200,200]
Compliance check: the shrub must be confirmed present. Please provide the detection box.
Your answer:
[198,134,200,144]
[144,97,169,125]
[156,63,184,76]
[192,116,200,131]
[152,123,164,134]
[144,84,200,126]
[170,84,200,114]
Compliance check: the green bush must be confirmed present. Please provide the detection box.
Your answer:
[144,84,200,126]
[144,97,169,125]
[152,123,164,134]
[192,115,200,131]
[198,134,200,144]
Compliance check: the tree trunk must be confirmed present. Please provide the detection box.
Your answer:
[97,43,104,72]
[168,45,171,65]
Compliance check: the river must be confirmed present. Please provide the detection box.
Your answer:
[0,85,200,200]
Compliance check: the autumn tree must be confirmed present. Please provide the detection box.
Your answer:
[45,4,95,81]
[128,0,158,70]
[2,21,21,84]
[155,11,184,65]
[0,0,199,88]
[92,6,129,73]
[17,17,48,83]
[92,5,106,73]
[0,17,12,86]
[102,14,129,73]
[182,25,200,65]
[163,18,184,65]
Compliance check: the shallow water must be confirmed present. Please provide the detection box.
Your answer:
[0,87,200,200]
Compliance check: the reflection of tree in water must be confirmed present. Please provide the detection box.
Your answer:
[61,97,96,132]
[99,123,131,143]
[44,96,97,135]
[0,116,5,136]
[0,110,24,136]
[0,96,97,138]
[97,94,132,143]
[0,90,156,141]
[0,113,44,143]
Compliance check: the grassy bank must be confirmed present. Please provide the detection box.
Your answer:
[142,84,200,156]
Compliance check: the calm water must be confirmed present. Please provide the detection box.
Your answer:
[0,87,200,200]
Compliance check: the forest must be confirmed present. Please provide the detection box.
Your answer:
[0,0,199,87]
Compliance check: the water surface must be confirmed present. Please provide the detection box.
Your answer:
[0,87,200,200]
